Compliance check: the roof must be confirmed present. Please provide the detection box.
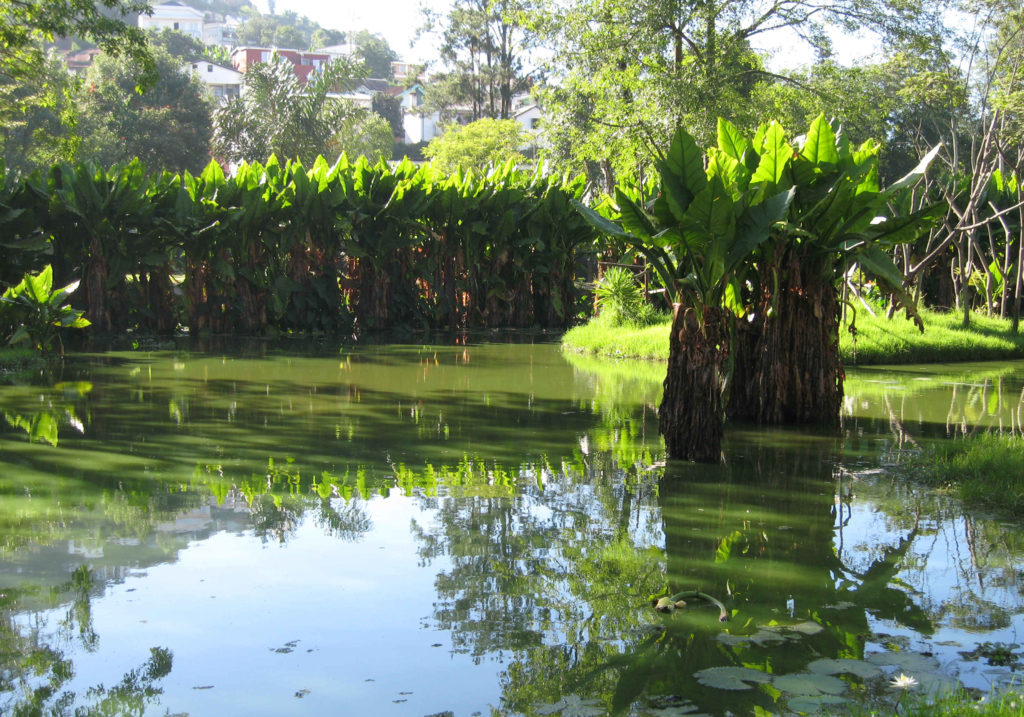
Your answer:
[147,2,205,20]
[360,78,392,93]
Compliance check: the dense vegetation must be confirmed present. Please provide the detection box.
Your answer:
[0,155,595,337]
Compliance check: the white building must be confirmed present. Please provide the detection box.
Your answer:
[139,2,205,41]
[185,61,242,103]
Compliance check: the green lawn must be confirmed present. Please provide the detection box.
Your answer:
[562,306,1024,365]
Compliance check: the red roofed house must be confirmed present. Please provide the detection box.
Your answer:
[230,47,330,84]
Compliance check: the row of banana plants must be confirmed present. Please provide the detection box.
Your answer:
[0,155,597,335]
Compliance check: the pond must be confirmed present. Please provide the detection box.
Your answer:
[2,342,1024,716]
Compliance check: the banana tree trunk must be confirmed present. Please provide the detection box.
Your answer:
[85,234,111,333]
[659,304,727,463]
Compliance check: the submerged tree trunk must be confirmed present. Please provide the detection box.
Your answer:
[727,249,843,426]
[659,304,728,463]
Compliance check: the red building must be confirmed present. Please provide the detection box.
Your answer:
[230,47,330,84]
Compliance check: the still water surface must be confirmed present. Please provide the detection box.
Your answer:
[2,343,1024,715]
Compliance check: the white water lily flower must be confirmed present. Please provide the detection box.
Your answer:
[890,673,918,689]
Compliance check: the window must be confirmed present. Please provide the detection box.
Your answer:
[301,58,310,66]
[530,118,540,129]
[207,64,213,72]
[260,51,270,62]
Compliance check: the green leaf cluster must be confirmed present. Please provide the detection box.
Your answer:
[0,154,597,335]
[0,265,90,354]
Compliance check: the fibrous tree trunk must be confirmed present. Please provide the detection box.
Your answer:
[659,304,728,462]
[728,248,843,425]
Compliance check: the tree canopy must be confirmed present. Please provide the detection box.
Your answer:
[423,118,527,173]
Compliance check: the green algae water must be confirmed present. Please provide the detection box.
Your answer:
[2,343,1024,716]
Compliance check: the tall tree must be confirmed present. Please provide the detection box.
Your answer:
[421,0,535,121]
[0,48,79,173]
[0,0,157,172]
[533,0,945,186]
[351,30,397,80]
[76,44,213,173]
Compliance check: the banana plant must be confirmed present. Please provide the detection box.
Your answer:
[45,159,155,333]
[575,122,794,462]
[729,115,943,425]
[0,264,90,354]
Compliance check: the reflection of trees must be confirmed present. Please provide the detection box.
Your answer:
[0,568,173,716]
[408,434,948,714]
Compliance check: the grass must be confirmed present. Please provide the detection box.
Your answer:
[903,433,1024,514]
[562,305,1024,365]
[857,686,1024,716]
[561,311,672,361]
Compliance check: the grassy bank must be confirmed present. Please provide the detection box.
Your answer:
[904,433,1024,514]
[562,306,1024,365]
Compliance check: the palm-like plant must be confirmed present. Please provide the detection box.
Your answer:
[578,123,793,461]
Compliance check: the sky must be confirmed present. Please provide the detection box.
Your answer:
[253,0,448,63]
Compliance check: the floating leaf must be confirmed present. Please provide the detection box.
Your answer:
[789,621,824,635]
[786,695,848,713]
[750,629,795,645]
[807,658,882,679]
[694,666,771,690]
[773,672,847,696]
[716,633,750,647]
[867,652,939,672]
[914,672,961,698]
[535,695,605,716]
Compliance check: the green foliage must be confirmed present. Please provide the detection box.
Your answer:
[0,265,90,354]
[530,0,943,185]
[423,118,527,174]
[0,154,596,335]
[350,30,398,79]
[593,266,658,326]
[76,44,214,173]
[212,54,369,165]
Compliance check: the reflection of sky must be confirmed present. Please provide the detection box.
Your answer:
[19,494,508,717]
[837,477,1024,691]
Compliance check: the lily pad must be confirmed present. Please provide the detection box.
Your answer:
[773,672,848,696]
[534,694,605,716]
[694,666,772,690]
[788,621,825,635]
[807,658,882,679]
[751,628,795,645]
[716,633,751,647]
[867,652,940,673]
[914,672,961,698]
[786,694,849,713]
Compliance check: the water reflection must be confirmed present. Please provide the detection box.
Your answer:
[0,348,1023,714]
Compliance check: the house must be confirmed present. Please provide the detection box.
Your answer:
[230,47,330,84]
[202,20,239,48]
[138,2,205,41]
[394,85,441,144]
[185,61,242,103]
[514,102,542,133]
[63,47,103,74]
[392,61,426,84]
